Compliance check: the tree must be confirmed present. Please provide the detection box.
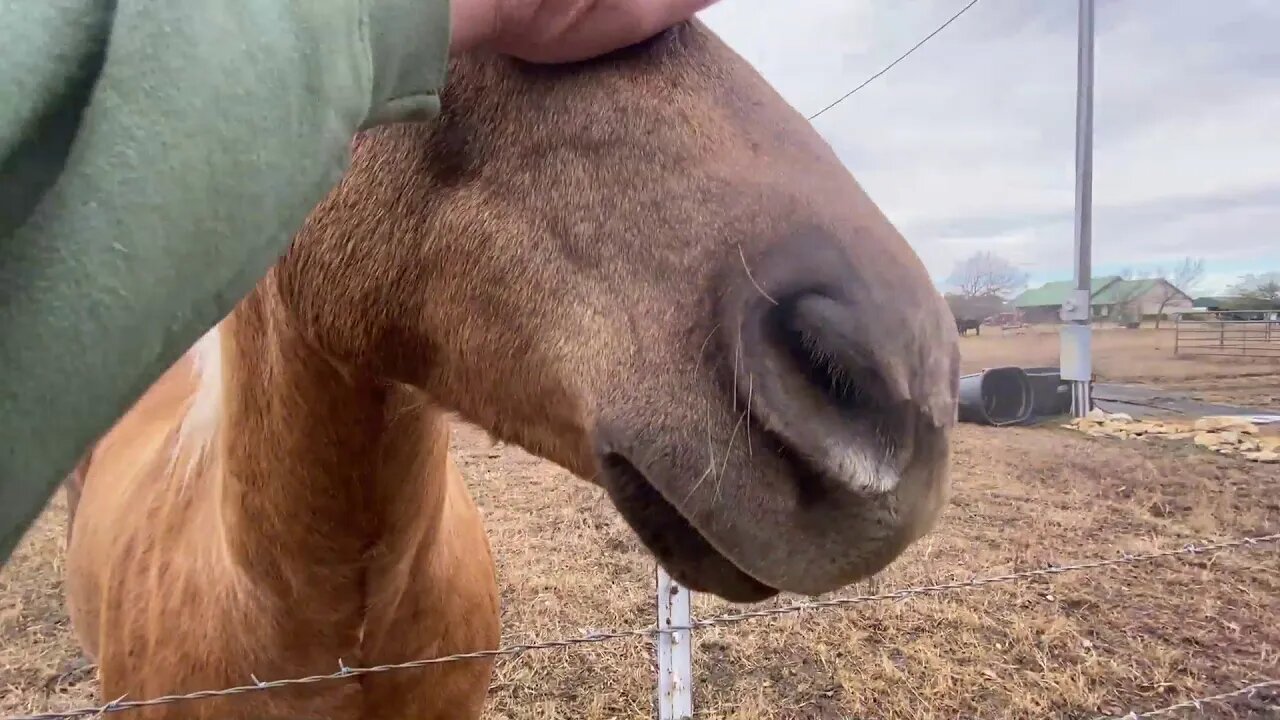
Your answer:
[1150,257,1205,328]
[944,292,1006,324]
[1229,271,1280,307]
[946,251,1029,301]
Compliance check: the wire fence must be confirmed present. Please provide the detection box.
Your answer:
[1093,679,1280,720]
[12,532,1278,720]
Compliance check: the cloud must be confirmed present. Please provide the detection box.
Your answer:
[700,0,1280,294]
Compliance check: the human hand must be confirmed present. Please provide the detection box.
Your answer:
[450,0,722,63]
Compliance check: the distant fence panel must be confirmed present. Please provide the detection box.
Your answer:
[1174,311,1280,359]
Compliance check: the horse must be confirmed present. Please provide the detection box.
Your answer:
[63,20,960,720]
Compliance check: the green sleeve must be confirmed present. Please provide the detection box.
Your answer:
[0,0,452,562]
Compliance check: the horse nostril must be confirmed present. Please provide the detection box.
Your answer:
[765,293,906,419]
[726,287,918,496]
[722,237,932,496]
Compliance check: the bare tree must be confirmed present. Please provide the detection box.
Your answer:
[1229,271,1280,306]
[944,292,1006,331]
[1150,257,1205,328]
[946,251,1028,300]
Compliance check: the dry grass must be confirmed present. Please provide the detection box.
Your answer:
[4,420,1278,719]
[4,329,1279,718]
[960,326,1280,408]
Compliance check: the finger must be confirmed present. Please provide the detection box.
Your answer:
[501,0,725,64]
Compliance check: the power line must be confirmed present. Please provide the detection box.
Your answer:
[807,0,983,122]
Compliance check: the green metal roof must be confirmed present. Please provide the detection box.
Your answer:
[1089,278,1162,305]
[1012,276,1119,308]
[1195,295,1277,310]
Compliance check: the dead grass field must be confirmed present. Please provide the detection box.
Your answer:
[960,326,1280,408]
[4,328,1279,719]
[4,419,1278,719]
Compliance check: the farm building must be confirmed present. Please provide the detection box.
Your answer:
[1089,278,1194,321]
[1194,296,1240,311]
[1193,295,1280,311]
[1183,295,1280,322]
[1012,276,1193,324]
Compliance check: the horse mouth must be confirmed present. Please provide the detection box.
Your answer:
[595,451,779,603]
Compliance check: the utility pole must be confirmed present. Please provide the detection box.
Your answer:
[1061,0,1095,416]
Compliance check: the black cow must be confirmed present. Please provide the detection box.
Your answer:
[956,318,982,336]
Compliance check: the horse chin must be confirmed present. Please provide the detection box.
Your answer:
[593,450,778,603]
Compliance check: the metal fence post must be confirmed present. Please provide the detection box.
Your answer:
[656,565,693,720]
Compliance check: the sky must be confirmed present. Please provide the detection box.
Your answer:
[699,0,1280,296]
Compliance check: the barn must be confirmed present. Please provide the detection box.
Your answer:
[1012,276,1194,324]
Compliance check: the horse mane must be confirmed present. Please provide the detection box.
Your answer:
[171,324,224,480]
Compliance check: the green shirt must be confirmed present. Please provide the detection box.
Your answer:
[0,0,453,562]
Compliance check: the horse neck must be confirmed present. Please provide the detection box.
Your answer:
[204,281,451,601]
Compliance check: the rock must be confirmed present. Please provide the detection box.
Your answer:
[1062,409,1279,458]
[1194,433,1224,448]
[1194,416,1259,434]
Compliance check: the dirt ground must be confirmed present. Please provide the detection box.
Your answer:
[3,328,1279,719]
[959,326,1280,409]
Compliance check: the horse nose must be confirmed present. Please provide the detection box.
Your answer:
[722,234,948,496]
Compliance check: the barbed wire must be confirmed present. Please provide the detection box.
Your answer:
[1094,678,1280,719]
[13,532,1277,720]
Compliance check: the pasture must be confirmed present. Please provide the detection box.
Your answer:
[959,325,1280,408]
[3,327,1278,719]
